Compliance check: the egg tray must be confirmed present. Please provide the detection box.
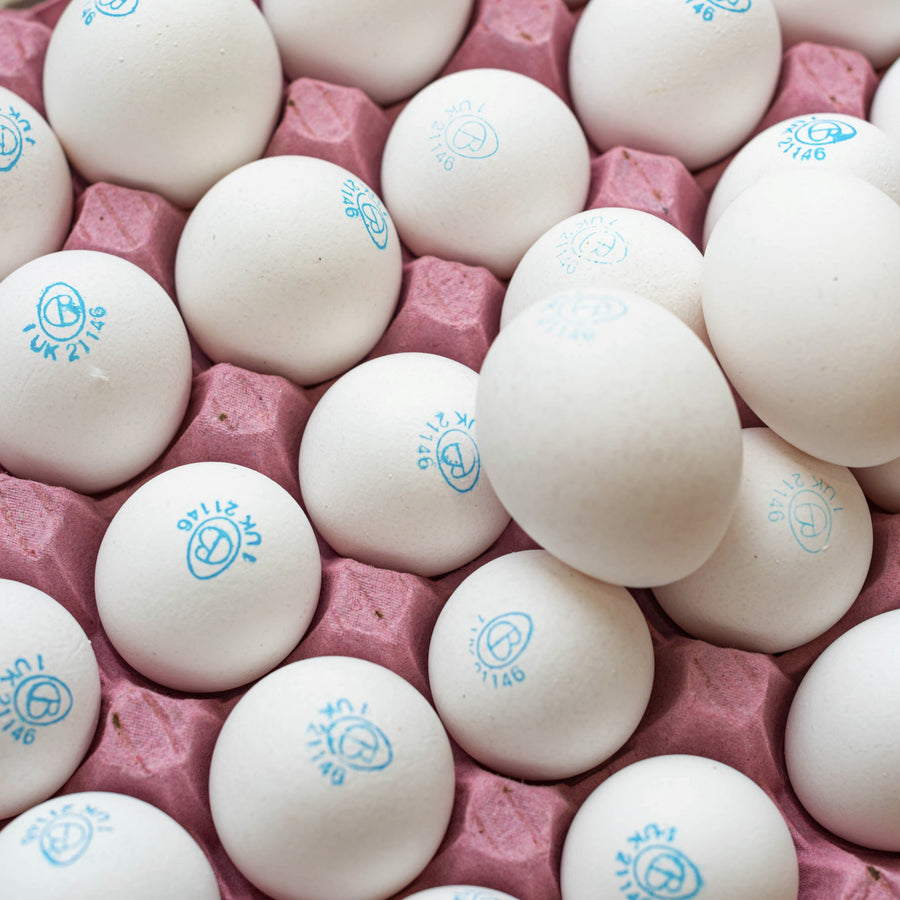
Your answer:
[1,0,898,897]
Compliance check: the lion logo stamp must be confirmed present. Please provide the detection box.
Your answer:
[616,823,703,900]
[341,178,390,250]
[417,410,481,493]
[82,0,140,25]
[767,472,842,554]
[20,800,114,867]
[1,654,73,748]
[555,213,629,273]
[538,289,629,341]
[177,498,262,580]
[777,115,858,162]
[429,99,500,171]
[0,105,36,173]
[469,611,533,690]
[22,283,107,363]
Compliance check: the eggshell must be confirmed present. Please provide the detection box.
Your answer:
[175,155,402,386]
[560,754,799,900]
[94,462,321,693]
[850,455,900,512]
[702,170,900,467]
[568,0,782,171]
[260,0,474,106]
[0,791,220,899]
[208,655,455,900]
[405,889,521,900]
[475,287,742,588]
[42,0,283,208]
[653,427,873,654]
[0,249,192,494]
[704,113,900,246]
[870,55,900,148]
[770,0,900,69]
[428,549,654,780]
[380,67,591,278]
[0,580,101,820]
[501,206,708,348]
[0,85,72,282]
[785,609,900,850]
[298,352,510,577]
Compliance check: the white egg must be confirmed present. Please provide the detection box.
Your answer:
[42,0,283,208]
[380,67,591,278]
[405,888,521,900]
[703,170,900,468]
[0,250,192,494]
[870,56,900,148]
[560,754,799,900]
[704,113,900,246]
[502,206,708,348]
[94,462,321,693]
[850,455,900,512]
[0,580,101,820]
[770,0,900,69]
[653,427,873,653]
[298,352,510,577]
[428,549,654,780]
[568,0,782,171]
[0,86,72,282]
[476,287,742,588]
[175,155,402,387]
[785,609,900,850]
[0,791,220,899]
[260,0,474,106]
[209,655,455,900]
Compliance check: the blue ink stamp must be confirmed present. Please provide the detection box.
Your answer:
[685,0,750,21]
[453,892,512,900]
[22,284,106,363]
[777,115,857,162]
[177,498,261,580]
[428,99,500,171]
[0,105,37,173]
[20,801,113,867]
[82,0,139,25]
[469,611,532,689]
[555,213,629,273]
[538,289,629,341]
[341,178,390,250]
[1,654,72,747]
[417,410,481,493]
[616,823,703,900]
[306,698,394,786]
[767,472,841,554]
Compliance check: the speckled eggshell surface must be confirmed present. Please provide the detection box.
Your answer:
[42,0,283,208]
[0,85,71,282]
[175,155,402,387]
[0,249,192,494]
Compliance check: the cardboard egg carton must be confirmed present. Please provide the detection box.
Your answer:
[0,1,896,898]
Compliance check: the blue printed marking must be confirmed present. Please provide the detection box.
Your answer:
[788,489,832,554]
[326,714,394,772]
[685,0,750,20]
[792,118,857,147]
[341,178,390,249]
[539,290,629,340]
[39,814,94,867]
[633,845,703,899]
[0,114,23,172]
[37,283,86,343]
[444,114,499,159]
[436,428,480,492]
[13,675,73,726]
[475,612,533,669]
[187,516,242,580]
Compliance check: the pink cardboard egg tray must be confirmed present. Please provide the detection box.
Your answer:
[1,0,899,897]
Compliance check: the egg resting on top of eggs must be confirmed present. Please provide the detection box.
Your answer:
[209,655,455,900]
[703,113,900,247]
[502,206,708,348]
[42,0,283,208]
[380,67,591,279]
[0,791,220,899]
[653,427,873,654]
[568,0,782,171]
[0,249,192,494]
[785,609,900,850]
[850,455,900,513]
[260,0,474,106]
[560,754,799,900]
[94,462,322,693]
[175,155,402,387]
[702,170,900,468]
[476,286,742,588]
[0,86,72,282]
[0,580,101,821]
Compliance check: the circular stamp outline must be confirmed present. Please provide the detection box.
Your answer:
[475,611,534,670]
[436,427,481,493]
[791,118,858,147]
[632,843,703,900]
[13,674,74,727]
[788,489,833,554]
[37,282,87,343]
[325,714,394,772]
[38,813,94,867]
[443,114,500,160]
[0,114,24,172]
[186,516,242,580]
